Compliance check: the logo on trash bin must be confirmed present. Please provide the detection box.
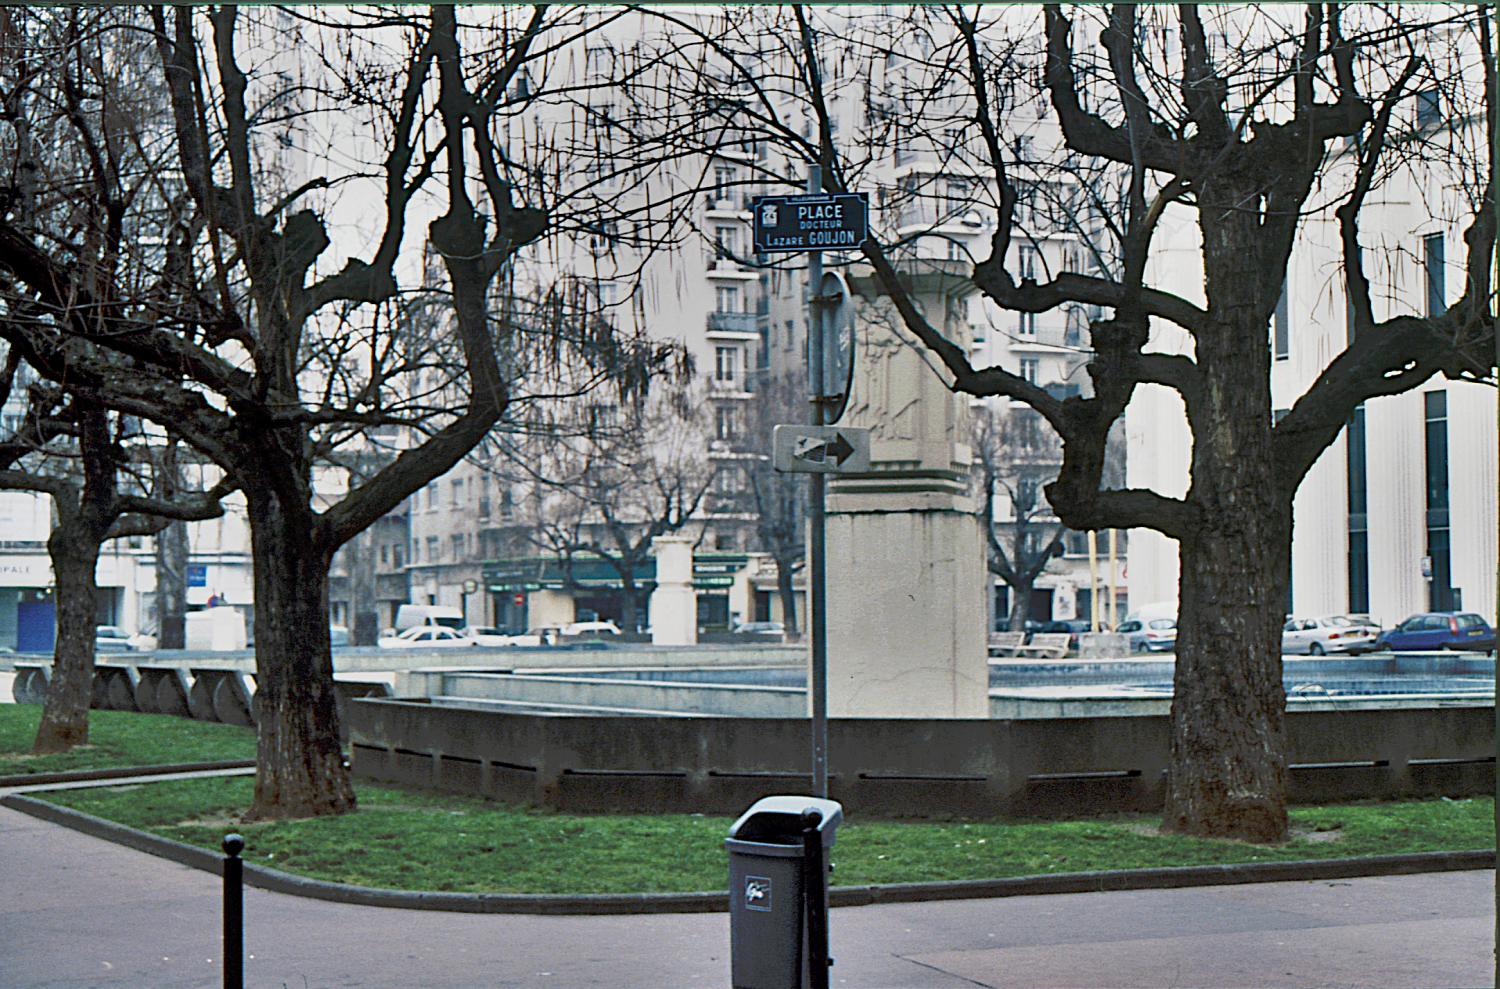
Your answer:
[744,876,773,912]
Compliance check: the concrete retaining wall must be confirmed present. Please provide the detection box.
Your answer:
[347,698,1495,819]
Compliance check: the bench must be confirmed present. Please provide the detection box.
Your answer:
[987,631,1027,657]
[1013,632,1073,659]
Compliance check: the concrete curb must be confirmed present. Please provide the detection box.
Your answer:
[0,760,256,789]
[4,792,1492,915]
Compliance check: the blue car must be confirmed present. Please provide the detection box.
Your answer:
[1377,612,1495,652]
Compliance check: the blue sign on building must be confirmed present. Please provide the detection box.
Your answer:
[187,563,207,588]
[752,193,869,254]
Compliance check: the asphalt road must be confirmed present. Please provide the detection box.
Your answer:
[0,802,1494,989]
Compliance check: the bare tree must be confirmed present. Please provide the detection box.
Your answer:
[972,404,1065,631]
[657,5,1494,842]
[498,381,714,634]
[0,7,689,817]
[0,364,229,753]
[737,369,807,638]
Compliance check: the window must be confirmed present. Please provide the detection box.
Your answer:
[393,544,404,569]
[1273,279,1289,361]
[715,285,742,313]
[500,489,515,521]
[715,468,741,495]
[1018,245,1037,282]
[1423,232,1445,316]
[1018,311,1036,336]
[1415,88,1440,129]
[712,164,737,202]
[380,545,389,565]
[947,238,968,262]
[716,405,738,441]
[450,479,462,508]
[1424,390,1448,511]
[451,534,463,561]
[411,539,420,562]
[1346,404,1369,613]
[1423,389,1454,611]
[714,345,740,384]
[713,224,741,259]
[425,484,436,510]
[1020,357,1039,384]
[426,536,438,562]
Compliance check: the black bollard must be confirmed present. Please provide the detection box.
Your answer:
[800,809,829,989]
[223,833,244,989]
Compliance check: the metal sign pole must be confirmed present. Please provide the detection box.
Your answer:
[807,168,829,800]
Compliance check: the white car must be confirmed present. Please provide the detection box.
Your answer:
[1282,615,1380,655]
[377,626,477,649]
[462,625,514,647]
[563,620,622,638]
[506,625,566,647]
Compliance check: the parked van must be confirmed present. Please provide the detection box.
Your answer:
[393,604,466,632]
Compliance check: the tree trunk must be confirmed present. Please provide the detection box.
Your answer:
[776,554,799,638]
[347,528,380,646]
[1164,513,1291,842]
[1163,199,1290,843]
[155,518,188,649]
[243,484,354,821]
[618,577,643,634]
[1007,576,1034,630]
[33,526,101,754]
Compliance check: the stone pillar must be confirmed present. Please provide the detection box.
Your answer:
[821,262,988,718]
[649,535,697,645]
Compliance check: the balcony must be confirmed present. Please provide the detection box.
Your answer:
[1010,323,1087,349]
[896,200,994,231]
[705,249,751,273]
[706,311,759,335]
[704,192,754,214]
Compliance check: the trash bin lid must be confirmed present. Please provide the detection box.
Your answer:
[727,795,844,847]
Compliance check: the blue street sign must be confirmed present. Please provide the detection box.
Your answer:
[187,564,207,588]
[752,193,869,254]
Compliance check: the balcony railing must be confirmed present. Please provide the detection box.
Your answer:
[704,192,754,212]
[1011,323,1086,349]
[706,311,758,334]
[705,249,750,272]
[896,201,995,230]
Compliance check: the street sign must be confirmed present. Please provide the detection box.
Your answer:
[752,193,869,254]
[771,424,871,474]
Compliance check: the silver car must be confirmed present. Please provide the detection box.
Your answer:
[1281,615,1380,655]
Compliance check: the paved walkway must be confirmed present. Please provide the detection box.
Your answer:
[1,801,1494,988]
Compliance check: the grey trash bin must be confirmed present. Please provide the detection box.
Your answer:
[726,795,843,989]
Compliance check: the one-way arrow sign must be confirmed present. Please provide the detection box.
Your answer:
[772,424,871,474]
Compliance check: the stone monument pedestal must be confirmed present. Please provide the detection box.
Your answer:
[819,262,988,719]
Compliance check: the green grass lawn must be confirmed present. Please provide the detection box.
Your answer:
[0,706,255,777]
[37,775,1495,895]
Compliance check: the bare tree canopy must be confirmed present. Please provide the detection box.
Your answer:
[0,6,695,817]
[650,4,1495,842]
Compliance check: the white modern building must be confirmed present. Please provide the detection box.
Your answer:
[1125,50,1496,627]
